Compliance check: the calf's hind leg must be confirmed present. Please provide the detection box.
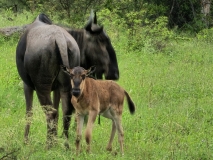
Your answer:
[101,110,117,151]
[110,107,124,155]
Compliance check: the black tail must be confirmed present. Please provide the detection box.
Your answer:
[124,91,135,114]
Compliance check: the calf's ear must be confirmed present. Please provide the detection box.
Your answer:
[86,66,96,76]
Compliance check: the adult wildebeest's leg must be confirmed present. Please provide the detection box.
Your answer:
[24,83,34,144]
[95,73,103,79]
[101,110,117,151]
[60,91,74,148]
[52,89,60,136]
[76,113,84,154]
[36,90,57,148]
[85,110,98,153]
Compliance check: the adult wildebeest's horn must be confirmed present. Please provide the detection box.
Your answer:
[86,66,96,76]
[86,9,94,26]
[85,22,103,35]
[94,11,97,24]
[85,10,102,34]
[60,65,70,76]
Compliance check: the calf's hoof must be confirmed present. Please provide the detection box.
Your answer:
[106,146,112,152]
[24,138,29,145]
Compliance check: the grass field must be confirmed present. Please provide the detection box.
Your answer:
[0,12,213,160]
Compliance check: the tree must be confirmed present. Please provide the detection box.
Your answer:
[201,0,211,27]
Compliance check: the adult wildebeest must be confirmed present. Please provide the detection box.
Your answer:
[65,11,119,80]
[16,14,80,147]
[66,66,135,155]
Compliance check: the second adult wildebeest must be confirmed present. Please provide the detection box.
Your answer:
[65,11,119,80]
[16,14,80,147]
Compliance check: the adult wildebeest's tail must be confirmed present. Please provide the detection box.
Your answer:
[55,32,70,68]
[124,91,135,114]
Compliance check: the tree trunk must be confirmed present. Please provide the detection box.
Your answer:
[0,25,29,36]
[201,0,211,27]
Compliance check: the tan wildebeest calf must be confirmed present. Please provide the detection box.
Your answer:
[67,66,135,155]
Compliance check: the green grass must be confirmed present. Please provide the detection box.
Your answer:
[1,12,213,160]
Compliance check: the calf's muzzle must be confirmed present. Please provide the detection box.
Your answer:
[72,88,81,97]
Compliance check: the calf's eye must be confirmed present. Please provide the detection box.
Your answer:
[81,75,86,80]
[70,74,74,79]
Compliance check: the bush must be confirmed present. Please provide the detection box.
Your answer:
[127,15,174,53]
[196,28,213,43]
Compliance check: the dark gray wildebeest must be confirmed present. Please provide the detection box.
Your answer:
[16,12,120,148]
[65,66,135,155]
[16,14,80,147]
[64,11,119,80]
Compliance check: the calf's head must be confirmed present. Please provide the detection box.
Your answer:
[68,66,95,97]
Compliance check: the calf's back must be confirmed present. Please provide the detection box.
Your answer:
[72,78,125,114]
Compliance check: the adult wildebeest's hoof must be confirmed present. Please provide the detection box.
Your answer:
[45,136,58,150]
[64,141,70,149]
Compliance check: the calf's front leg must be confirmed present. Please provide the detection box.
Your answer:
[85,110,98,153]
[76,113,84,154]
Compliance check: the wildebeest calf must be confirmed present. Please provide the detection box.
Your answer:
[66,66,135,155]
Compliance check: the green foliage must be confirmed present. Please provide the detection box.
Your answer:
[0,33,23,111]
[126,15,174,53]
[0,9,37,28]
[144,0,205,31]
[196,27,213,43]
[0,0,209,33]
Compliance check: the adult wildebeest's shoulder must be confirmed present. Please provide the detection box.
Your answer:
[66,11,119,80]
[16,14,80,148]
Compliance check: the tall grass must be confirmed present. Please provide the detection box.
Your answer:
[0,12,213,160]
